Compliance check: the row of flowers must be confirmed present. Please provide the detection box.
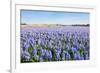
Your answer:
[21,29,89,63]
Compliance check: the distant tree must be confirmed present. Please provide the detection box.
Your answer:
[21,23,27,25]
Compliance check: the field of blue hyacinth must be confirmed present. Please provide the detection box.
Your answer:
[21,26,89,63]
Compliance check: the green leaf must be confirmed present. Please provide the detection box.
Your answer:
[51,48,56,61]
[28,47,32,54]
[35,44,41,50]
[68,49,74,60]
[30,59,34,62]
[78,48,83,55]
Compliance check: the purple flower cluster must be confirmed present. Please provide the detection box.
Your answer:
[21,27,89,63]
